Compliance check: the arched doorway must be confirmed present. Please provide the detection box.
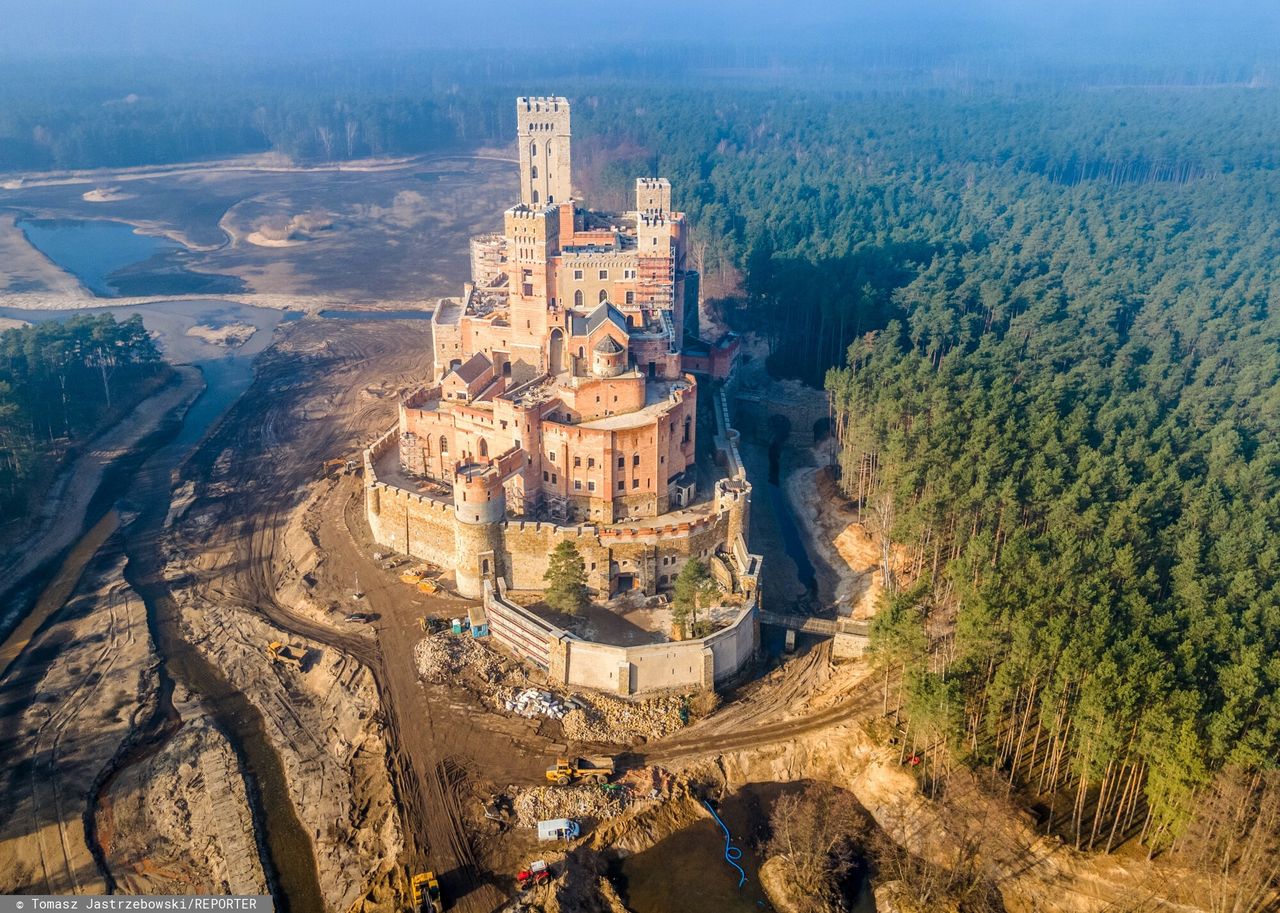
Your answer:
[549,328,564,375]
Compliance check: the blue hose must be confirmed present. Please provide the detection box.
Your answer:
[703,799,747,888]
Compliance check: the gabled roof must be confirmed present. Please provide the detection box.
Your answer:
[449,352,492,384]
[594,335,624,354]
[570,301,628,337]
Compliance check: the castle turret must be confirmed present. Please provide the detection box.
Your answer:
[591,334,627,378]
[453,463,507,599]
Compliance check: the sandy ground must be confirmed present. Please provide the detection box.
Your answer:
[0,366,204,610]
[786,460,884,618]
[0,213,88,297]
[100,705,267,895]
[157,320,441,912]
[0,315,29,331]
[0,152,516,306]
[184,322,256,347]
[0,553,165,894]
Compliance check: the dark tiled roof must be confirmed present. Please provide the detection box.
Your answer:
[570,302,627,337]
[593,335,624,354]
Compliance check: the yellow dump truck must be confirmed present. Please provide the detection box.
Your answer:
[265,642,304,669]
[545,756,615,786]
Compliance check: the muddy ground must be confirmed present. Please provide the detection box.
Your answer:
[0,153,515,306]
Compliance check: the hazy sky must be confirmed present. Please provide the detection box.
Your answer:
[0,0,1275,61]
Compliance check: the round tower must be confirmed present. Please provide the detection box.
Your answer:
[453,464,507,600]
[591,335,627,378]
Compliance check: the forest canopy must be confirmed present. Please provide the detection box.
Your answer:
[0,314,165,521]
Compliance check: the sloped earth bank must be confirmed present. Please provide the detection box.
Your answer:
[693,681,1208,913]
[0,551,152,894]
[0,548,261,899]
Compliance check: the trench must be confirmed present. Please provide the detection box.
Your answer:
[111,352,324,913]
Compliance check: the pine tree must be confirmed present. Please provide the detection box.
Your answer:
[544,541,589,616]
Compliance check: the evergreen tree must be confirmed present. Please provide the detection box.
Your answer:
[543,541,589,616]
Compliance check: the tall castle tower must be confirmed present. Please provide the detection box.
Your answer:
[517,96,572,207]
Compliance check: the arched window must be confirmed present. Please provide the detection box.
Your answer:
[439,435,449,454]
[502,361,512,378]
[482,558,490,576]
[531,165,538,178]
[532,189,539,203]
[598,289,608,303]
[574,289,584,308]
[478,438,488,458]
[546,142,552,158]
[530,141,537,157]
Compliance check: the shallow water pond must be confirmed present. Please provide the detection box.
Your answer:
[18,218,243,297]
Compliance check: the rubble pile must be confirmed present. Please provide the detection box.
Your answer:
[513,784,629,827]
[498,687,578,720]
[561,693,687,743]
[414,633,504,684]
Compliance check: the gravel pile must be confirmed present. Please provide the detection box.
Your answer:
[561,693,687,743]
[513,784,629,827]
[414,633,503,683]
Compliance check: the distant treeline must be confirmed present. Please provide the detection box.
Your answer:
[0,314,164,520]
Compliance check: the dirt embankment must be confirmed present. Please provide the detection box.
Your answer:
[786,460,885,619]
[155,323,426,912]
[660,657,1206,913]
[99,700,267,895]
[0,549,263,899]
[0,553,150,894]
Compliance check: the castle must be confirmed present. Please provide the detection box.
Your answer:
[364,97,754,624]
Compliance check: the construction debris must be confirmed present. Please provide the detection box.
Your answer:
[500,687,577,720]
[561,693,687,743]
[414,632,503,684]
[513,784,629,828]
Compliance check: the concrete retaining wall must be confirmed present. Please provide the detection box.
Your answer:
[483,579,758,698]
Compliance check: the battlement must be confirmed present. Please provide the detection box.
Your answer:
[636,177,672,214]
[518,96,570,114]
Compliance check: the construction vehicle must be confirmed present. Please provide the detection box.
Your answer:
[321,458,360,477]
[266,641,305,669]
[400,568,430,585]
[409,871,441,912]
[516,860,550,890]
[545,756,615,786]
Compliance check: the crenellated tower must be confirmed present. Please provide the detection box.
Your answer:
[517,96,572,208]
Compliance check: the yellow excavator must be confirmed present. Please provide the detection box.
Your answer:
[409,871,441,912]
[265,641,304,669]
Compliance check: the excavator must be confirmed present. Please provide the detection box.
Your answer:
[265,641,305,669]
[409,871,441,912]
